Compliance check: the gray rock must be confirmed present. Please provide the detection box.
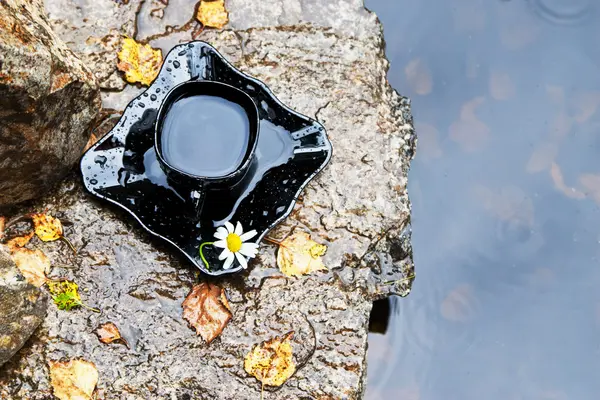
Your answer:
[0,0,101,206]
[0,248,47,368]
[0,0,416,398]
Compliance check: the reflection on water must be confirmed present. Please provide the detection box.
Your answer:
[365,0,600,398]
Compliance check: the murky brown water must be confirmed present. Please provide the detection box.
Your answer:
[365,0,600,398]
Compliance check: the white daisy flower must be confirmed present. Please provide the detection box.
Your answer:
[213,221,259,270]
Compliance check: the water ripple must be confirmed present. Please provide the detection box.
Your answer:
[528,0,594,25]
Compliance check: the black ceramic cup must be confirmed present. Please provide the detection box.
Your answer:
[155,81,260,219]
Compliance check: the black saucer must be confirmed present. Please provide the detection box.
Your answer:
[80,41,332,276]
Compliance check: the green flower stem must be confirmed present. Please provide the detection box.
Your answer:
[199,242,214,270]
[78,301,101,313]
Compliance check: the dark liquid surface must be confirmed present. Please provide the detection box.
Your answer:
[160,95,250,177]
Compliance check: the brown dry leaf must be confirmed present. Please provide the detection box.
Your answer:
[404,58,433,95]
[5,231,34,251]
[196,0,229,29]
[117,37,162,86]
[220,290,231,312]
[182,282,232,344]
[449,97,490,152]
[31,213,63,242]
[544,86,573,139]
[0,216,4,240]
[276,231,327,277]
[10,247,50,287]
[550,163,585,200]
[95,322,126,345]
[84,133,98,152]
[440,284,476,322]
[526,141,558,174]
[572,91,600,124]
[49,358,98,400]
[414,122,442,161]
[549,110,572,139]
[489,70,515,100]
[472,184,534,227]
[579,173,600,204]
[244,332,296,387]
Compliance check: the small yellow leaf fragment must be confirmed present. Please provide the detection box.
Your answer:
[196,0,229,29]
[31,213,63,242]
[6,231,34,251]
[182,282,232,344]
[0,216,5,240]
[95,322,126,345]
[244,332,296,387]
[117,37,162,86]
[49,358,98,400]
[10,247,50,287]
[276,231,327,277]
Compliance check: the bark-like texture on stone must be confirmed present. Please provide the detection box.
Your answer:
[0,0,101,206]
[0,0,416,398]
[0,248,47,368]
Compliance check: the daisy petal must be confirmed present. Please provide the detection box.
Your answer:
[214,227,228,240]
[241,242,259,251]
[239,230,257,242]
[225,221,234,234]
[223,253,235,269]
[239,242,259,258]
[219,248,231,260]
[234,221,243,236]
[235,252,248,269]
[214,239,227,249]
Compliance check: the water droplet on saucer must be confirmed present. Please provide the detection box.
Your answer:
[94,155,107,166]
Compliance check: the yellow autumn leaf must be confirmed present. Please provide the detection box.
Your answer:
[244,332,296,387]
[196,0,229,28]
[10,247,50,287]
[117,37,162,86]
[49,359,98,400]
[31,213,63,241]
[6,231,34,250]
[276,231,327,277]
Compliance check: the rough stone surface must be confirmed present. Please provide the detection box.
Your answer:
[0,248,47,368]
[0,0,101,206]
[0,0,415,398]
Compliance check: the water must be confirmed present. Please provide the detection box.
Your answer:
[364,0,600,398]
[160,95,250,177]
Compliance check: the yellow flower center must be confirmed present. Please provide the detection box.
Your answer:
[226,233,242,253]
